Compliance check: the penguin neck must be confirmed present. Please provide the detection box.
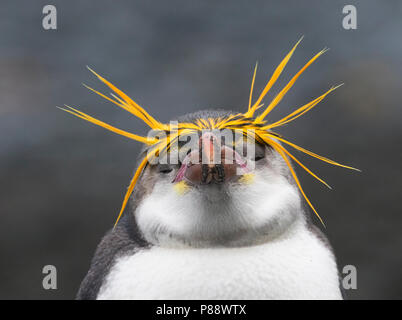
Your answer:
[135,207,308,249]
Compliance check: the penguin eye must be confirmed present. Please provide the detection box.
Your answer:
[254,155,265,161]
[158,164,173,174]
[252,143,266,161]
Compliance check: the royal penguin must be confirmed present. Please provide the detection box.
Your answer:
[62,40,356,300]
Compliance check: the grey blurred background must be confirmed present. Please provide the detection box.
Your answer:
[0,0,401,299]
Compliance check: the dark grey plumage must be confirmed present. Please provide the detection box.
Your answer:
[76,214,150,300]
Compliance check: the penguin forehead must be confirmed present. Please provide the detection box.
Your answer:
[176,109,237,123]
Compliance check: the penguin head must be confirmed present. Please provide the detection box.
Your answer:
[62,39,358,247]
[132,109,303,247]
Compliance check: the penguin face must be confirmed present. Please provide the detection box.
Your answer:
[133,110,303,247]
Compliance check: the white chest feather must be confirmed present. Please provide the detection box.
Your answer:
[97,223,342,300]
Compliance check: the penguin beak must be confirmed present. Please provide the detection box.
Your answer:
[173,132,250,185]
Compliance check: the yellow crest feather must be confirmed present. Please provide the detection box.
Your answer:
[60,38,359,227]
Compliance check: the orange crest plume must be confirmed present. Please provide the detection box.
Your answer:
[60,37,359,227]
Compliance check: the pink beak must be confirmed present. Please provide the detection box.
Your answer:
[173,132,250,185]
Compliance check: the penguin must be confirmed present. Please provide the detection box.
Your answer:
[63,40,356,300]
[76,109,344,300]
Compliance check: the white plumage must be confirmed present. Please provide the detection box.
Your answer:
[98,219,341,300]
